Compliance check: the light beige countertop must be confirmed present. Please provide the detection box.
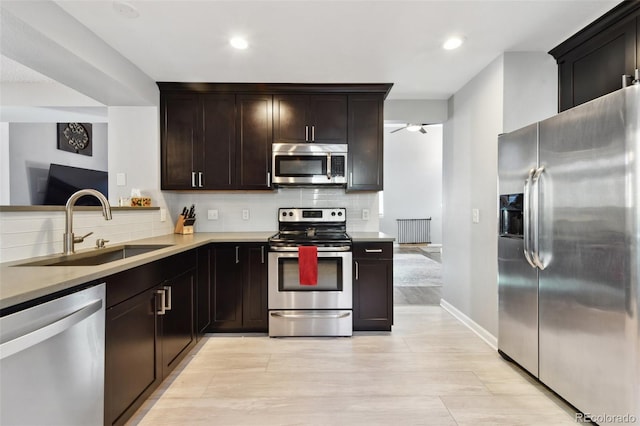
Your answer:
[349,232,395,242]
[0,231,394,310]
[0,232,274,310]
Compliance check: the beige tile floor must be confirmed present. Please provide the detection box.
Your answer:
[127,305,578,425]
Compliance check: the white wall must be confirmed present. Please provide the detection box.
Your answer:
[0,123,9,204]
[8,123,108,205]
[442,52,557,337]
[380,124,442,244]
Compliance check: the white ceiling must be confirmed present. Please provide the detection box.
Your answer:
[8,0,622,100]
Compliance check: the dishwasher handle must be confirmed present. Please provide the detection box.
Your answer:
[0,298,103,360]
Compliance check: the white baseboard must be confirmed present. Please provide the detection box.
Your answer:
[440,299,498,350]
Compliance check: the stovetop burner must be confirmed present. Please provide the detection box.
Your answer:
[269,207,351,248]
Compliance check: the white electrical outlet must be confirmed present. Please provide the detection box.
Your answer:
[160,209,167,222]
[116,173,126,186]
[472,208,480,223]
[362,209,370,220]
[242,209,250,220]
[208,209,219,220]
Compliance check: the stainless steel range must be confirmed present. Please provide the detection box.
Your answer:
[268,207,352,337]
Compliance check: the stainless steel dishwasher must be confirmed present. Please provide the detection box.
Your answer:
[0,283,105,426]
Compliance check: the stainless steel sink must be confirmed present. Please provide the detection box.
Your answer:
[18,244,173,267]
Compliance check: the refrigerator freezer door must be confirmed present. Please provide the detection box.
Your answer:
[538,85,639,424]
[497,123,540,377]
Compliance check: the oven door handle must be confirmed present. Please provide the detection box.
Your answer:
[269,246,351,252]
[270,311,351,319]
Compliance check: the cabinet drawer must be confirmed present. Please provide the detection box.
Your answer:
[352,242,393,259]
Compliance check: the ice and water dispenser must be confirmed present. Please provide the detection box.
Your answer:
[499,194,524,237]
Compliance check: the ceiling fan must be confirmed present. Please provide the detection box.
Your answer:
[390,123,431,134]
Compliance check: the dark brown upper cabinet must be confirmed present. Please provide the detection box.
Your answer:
[161,92,201,190]
[236,94,274,190]
[347,94,384,191]
[549,2,640,112]
[158,83,392,192]
[160,90,273,190]
[273,94,348,144]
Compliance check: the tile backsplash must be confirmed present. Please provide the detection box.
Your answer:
[0,188,379,262]
[164,187,380,234]
[0,209,172,262]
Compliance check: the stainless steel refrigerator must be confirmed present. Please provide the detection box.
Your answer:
[498,84,639,425]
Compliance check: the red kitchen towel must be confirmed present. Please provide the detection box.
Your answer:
[298,245,318,286]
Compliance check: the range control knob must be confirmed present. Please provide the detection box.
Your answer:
[338,211,343,216]
[331,212,336,216]
[282,212,287,217]
[288,212,293,216]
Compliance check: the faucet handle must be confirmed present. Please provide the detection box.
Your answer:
[74,231,94,244]
[96,238,109,248]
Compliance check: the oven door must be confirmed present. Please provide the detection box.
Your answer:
[268,249,352,310]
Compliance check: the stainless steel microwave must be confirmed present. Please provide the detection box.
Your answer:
[271,143,348,185]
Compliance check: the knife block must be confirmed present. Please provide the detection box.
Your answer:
[174,215,195,235]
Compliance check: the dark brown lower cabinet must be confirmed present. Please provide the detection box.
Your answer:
[209,243,268,332]
[353,242,394,331]
[104,251,196,426]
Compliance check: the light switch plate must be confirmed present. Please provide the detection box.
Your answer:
[362,209,370,220]
[208,209,219,220]
[242,209,250,220]
[160,209,167,222]
[472,208,480,223]
[116,173,126,186]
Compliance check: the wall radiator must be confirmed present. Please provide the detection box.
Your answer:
[396,218,432,244]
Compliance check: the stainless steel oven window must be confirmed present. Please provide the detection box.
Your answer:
[278,257,343,291]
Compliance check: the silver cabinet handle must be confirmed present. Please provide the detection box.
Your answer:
[531,166,546,270]
[365,249,383,253]
[327,153,332,180]
[261,246,265,264]
[349,172,353,187]
[311,125,315,142]
[235,246,239,264]
[157,288,166,315]
[191,171,197,188]
[355,260,359,280]
[523,168,536,268]
[267,172,271,188]
[163,285,172,311]
[0,298,103,360]
[198,172,204,188]
[305,125,309,142]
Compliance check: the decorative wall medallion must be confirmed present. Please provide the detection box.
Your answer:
[57,123,93,156]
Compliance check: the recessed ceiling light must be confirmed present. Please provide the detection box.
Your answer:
[112,1,139,19]
[230,37,249,50]
[406,124,422,132]
[443,36,464,50]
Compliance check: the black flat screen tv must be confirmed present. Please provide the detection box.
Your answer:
[43,163,108,206]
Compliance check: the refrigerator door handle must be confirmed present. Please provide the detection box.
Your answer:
[523,168,537,268]
[531,166,546,270]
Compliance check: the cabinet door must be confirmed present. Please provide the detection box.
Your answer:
[309,95,348,144]
[242,244,269,331]
[202,94,236,189]
[353,258,393,331]
[347,94,384,191]
[210,245,243,330]
[557,17,637,111]
[196,247,211,336]
[161,92,201,189]
[161,269,195,376]
[273,94,308,143]
[105,287,160,426]
[236,94,273,190]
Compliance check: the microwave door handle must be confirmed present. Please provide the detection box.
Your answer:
[327,153,332,180]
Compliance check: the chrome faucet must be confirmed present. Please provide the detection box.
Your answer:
[63,189,112,255]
